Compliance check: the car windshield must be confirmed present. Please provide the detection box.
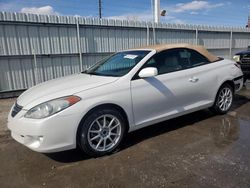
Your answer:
[85,50,150,77]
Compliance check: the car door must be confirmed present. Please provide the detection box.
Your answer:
[130,48,216,127]
[182,49,218,107]
[130,49,189,127]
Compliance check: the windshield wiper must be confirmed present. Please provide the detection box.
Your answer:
[83,71,104,76]
[82,71,120,77]
[81,70,98,75]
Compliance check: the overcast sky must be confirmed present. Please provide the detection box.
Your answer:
[0,0,249,26]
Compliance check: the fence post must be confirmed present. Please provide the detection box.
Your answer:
[153,23,156,44]
[146,24,149,45]
[32,48,38,85]
[195,28,198,45]
[229,29,233,58]
[76,17,83,72]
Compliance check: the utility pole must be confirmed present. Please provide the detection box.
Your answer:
[99,0,102,19]
[247,15,250,28]
[154,0,160,23]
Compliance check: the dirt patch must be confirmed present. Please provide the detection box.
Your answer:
[0,98,16,135]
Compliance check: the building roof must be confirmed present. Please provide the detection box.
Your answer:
[135,43,219,62]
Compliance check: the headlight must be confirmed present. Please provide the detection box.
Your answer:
[233,55,240,62]
[24,95,81,119]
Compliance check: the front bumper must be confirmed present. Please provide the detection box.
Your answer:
[7,107,82,153]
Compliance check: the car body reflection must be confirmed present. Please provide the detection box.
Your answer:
[211,116,239,148]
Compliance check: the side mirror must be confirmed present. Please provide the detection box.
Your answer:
[138,67,158,78]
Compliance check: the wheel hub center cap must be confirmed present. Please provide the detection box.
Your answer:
[101,128,109,137]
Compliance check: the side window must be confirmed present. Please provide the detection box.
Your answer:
[179,50,191,69]
[137,48,211,79]
[187,49,210,67]
[143,49,184,75]
[145,58,157,67]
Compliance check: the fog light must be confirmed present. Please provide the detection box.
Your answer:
[25,136,44,149]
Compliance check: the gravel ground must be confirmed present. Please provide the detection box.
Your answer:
[0,98,15,136]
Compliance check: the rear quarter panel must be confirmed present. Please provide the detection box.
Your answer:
[210,59,242,100]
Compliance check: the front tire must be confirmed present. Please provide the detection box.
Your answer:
[210,84,234,114]
[77,108,126,157]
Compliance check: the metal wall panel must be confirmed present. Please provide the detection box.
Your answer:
[0,12,250,93]
[198,31,231,49]
[155,29,196,45]
[0,53,110,91]
[233,33,250,48]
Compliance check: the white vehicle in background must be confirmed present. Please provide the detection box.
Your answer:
[8,44,243,157]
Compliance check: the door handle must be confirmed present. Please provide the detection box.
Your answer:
[189,77,199,83]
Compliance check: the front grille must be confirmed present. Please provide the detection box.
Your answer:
[11,103,23,117]
[240,64,250,72]
[241,58,250,64]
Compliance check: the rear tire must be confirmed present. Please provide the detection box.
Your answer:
[77,107,126,157]
[210,84,234,114]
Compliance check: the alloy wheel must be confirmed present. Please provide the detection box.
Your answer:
[87,114,121,152]
[217,87,233,112]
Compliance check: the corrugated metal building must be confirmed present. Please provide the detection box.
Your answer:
[0,12,250,93]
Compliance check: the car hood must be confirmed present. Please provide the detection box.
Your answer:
[235,50,250,55]
[17,73,119,109]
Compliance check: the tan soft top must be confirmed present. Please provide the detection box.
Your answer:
[134,43,219,62]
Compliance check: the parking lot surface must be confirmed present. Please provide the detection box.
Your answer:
[0,88,250,188]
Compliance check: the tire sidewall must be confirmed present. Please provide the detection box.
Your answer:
[214,84,234,114]
[78,108,126,157]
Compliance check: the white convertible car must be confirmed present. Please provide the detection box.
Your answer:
[8,44,243,157]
